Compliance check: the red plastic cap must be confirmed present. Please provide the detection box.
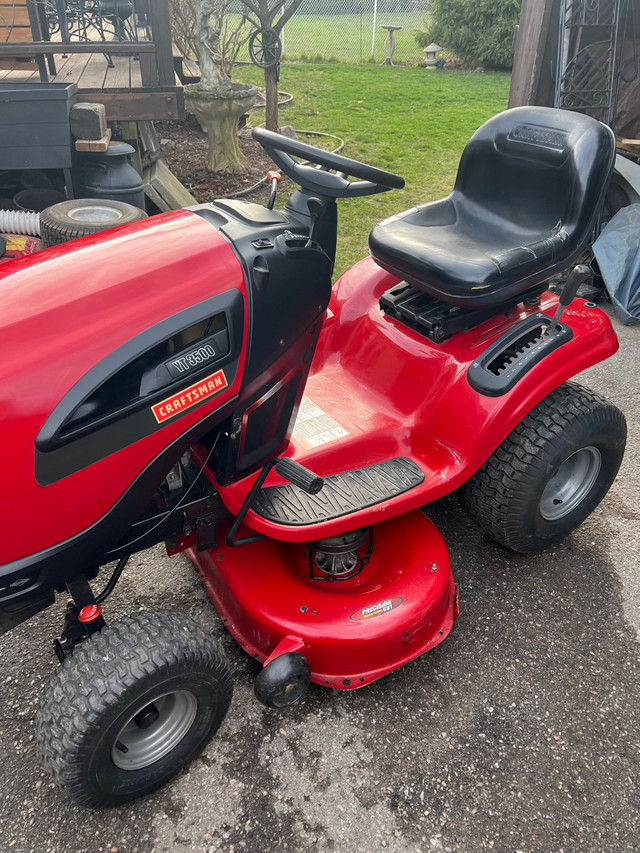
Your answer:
[267,170,281,183]
[78,604,103,623]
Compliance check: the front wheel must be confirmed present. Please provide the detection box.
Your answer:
[35,610,233,807]
[458,382,626,553]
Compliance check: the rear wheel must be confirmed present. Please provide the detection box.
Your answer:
[40,199,147,247]
[35,610,232,807]
[458,382,626,553]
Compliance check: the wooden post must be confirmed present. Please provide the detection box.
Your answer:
[242,0,303,131]
[138,49,158,87]
[508,0,561,109]
[148,0,175,86]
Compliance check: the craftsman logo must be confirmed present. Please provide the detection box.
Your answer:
[509,123,568,151]
[151,370,228,423]
[350,597,404,622]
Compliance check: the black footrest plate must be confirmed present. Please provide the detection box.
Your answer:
[252,458,425,526]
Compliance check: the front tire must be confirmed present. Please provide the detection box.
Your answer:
[458,382,626,553]
[35,610,232,807]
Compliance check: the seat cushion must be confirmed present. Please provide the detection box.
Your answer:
[370,193,570,308]
[369,107,616,309]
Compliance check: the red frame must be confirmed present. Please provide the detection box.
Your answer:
[189,256,617,687]
[0,207,620,688]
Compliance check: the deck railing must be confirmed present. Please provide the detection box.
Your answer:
[0,0,175,87]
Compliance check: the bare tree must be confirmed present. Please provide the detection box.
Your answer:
[241,0,302,130]
[170,0,252,78]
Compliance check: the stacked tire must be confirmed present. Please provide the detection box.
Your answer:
[40,199,148,248]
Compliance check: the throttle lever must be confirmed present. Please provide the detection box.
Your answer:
[267,170,281,210]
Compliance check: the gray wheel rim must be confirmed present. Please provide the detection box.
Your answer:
[68,204,123,224]
[539,446,602,521]
[111,690,198,770]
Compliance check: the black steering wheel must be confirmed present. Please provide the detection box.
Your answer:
[252,127,405,199]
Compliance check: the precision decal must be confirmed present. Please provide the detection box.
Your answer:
[350,597,404,622]
[151,369,228,423]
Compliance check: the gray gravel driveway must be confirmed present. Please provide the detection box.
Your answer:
[1,307,639,853]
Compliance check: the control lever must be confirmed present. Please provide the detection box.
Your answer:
[275,457,324,495]
[545,264,591,336]
[267,170,281,210]
[226,457,324,547]
[306,196,324,243]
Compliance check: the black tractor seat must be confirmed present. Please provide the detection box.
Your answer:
[369,107,616,309]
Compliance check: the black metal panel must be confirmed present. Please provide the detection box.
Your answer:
[554,0,623,125]
[0,82,77,169]
[35,291,244,484]
[193,201,332,484]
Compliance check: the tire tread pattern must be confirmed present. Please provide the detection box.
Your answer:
[35,610,232,806]
[458,381,626,553]
[40,200,147,248]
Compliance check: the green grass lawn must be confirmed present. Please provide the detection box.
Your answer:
[278,12,427,64]
[233,64,511,275]
[229,12,429,65]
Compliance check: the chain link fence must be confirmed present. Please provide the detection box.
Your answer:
[278,0,431,65]
[170,1,432,68]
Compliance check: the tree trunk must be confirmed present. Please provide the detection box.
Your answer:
[265,65,279,131]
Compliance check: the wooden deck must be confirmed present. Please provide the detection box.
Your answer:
[0,51,184,121]
[0,0,184,122]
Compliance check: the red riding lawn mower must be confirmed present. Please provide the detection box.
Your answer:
[0,106,627,807]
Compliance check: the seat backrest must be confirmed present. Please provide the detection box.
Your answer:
[453,106,616,248]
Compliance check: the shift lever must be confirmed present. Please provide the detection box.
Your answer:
[545,264,591,336]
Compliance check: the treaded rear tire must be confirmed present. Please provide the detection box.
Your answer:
[458,382,626,553]
[40,199,147,248]
[35,610,232,807]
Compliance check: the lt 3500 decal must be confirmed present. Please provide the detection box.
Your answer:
[169,343,217,376]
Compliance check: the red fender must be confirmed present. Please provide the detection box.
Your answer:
[214,257,618,541]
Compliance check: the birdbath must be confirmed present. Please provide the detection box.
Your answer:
[184,1,257,173]
[380,25,403,66]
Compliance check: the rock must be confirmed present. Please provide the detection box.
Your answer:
[70,102,108,141]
